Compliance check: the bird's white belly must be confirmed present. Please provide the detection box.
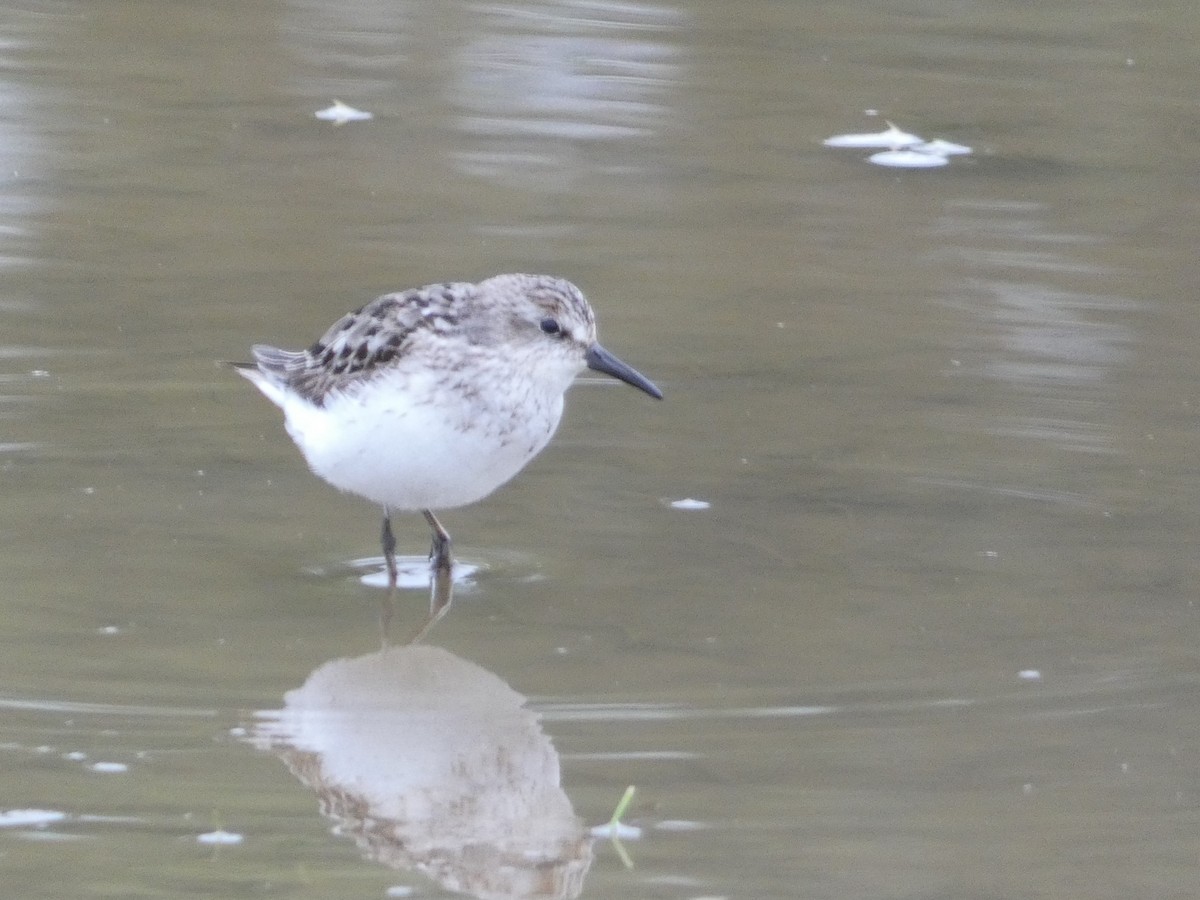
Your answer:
[278,374,563,511]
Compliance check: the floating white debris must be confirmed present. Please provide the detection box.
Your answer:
[0,809,67,829]
[1018,669,1043,682]
[63,751,87,762]
[868,148,950,168]
[97,625,121,636]
[825,120,973,169]
[823,121,922,149]
[385,887,415,898]
[913,138,972,156]
[654,819,710,832]
[589,821,643,840]
[196,828,244,846]
[314,99,373,125]
[89,761,129,774]
[670,498,711,511]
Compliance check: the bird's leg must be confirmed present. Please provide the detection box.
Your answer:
[422,509,453,575]
[378,507,400,645]
[381,507,399,590]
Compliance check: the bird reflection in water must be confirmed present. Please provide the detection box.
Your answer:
[247,639,592,899]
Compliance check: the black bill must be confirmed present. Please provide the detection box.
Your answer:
[585,343,663,399]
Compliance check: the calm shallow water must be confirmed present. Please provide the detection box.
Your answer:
[2,1,1199,898]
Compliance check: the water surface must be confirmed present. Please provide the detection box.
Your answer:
[1,1,1198,898]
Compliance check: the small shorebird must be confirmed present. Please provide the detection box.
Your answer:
[233,273,662,588]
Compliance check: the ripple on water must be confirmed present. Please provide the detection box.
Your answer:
[308,548,545,590]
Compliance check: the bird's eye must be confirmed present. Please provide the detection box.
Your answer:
[539,317,562,336]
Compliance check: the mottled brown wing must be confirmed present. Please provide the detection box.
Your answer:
[253,282,474,405]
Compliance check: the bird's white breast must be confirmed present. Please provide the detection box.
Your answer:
[278,367,566,511]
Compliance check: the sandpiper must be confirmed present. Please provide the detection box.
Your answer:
[234,273,662,587]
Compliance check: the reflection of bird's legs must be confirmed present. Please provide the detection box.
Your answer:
[378,591,395,648]
[409,564,454,645]
[422,509,454,574]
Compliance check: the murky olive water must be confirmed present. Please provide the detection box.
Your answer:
[1,2,1199,898]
